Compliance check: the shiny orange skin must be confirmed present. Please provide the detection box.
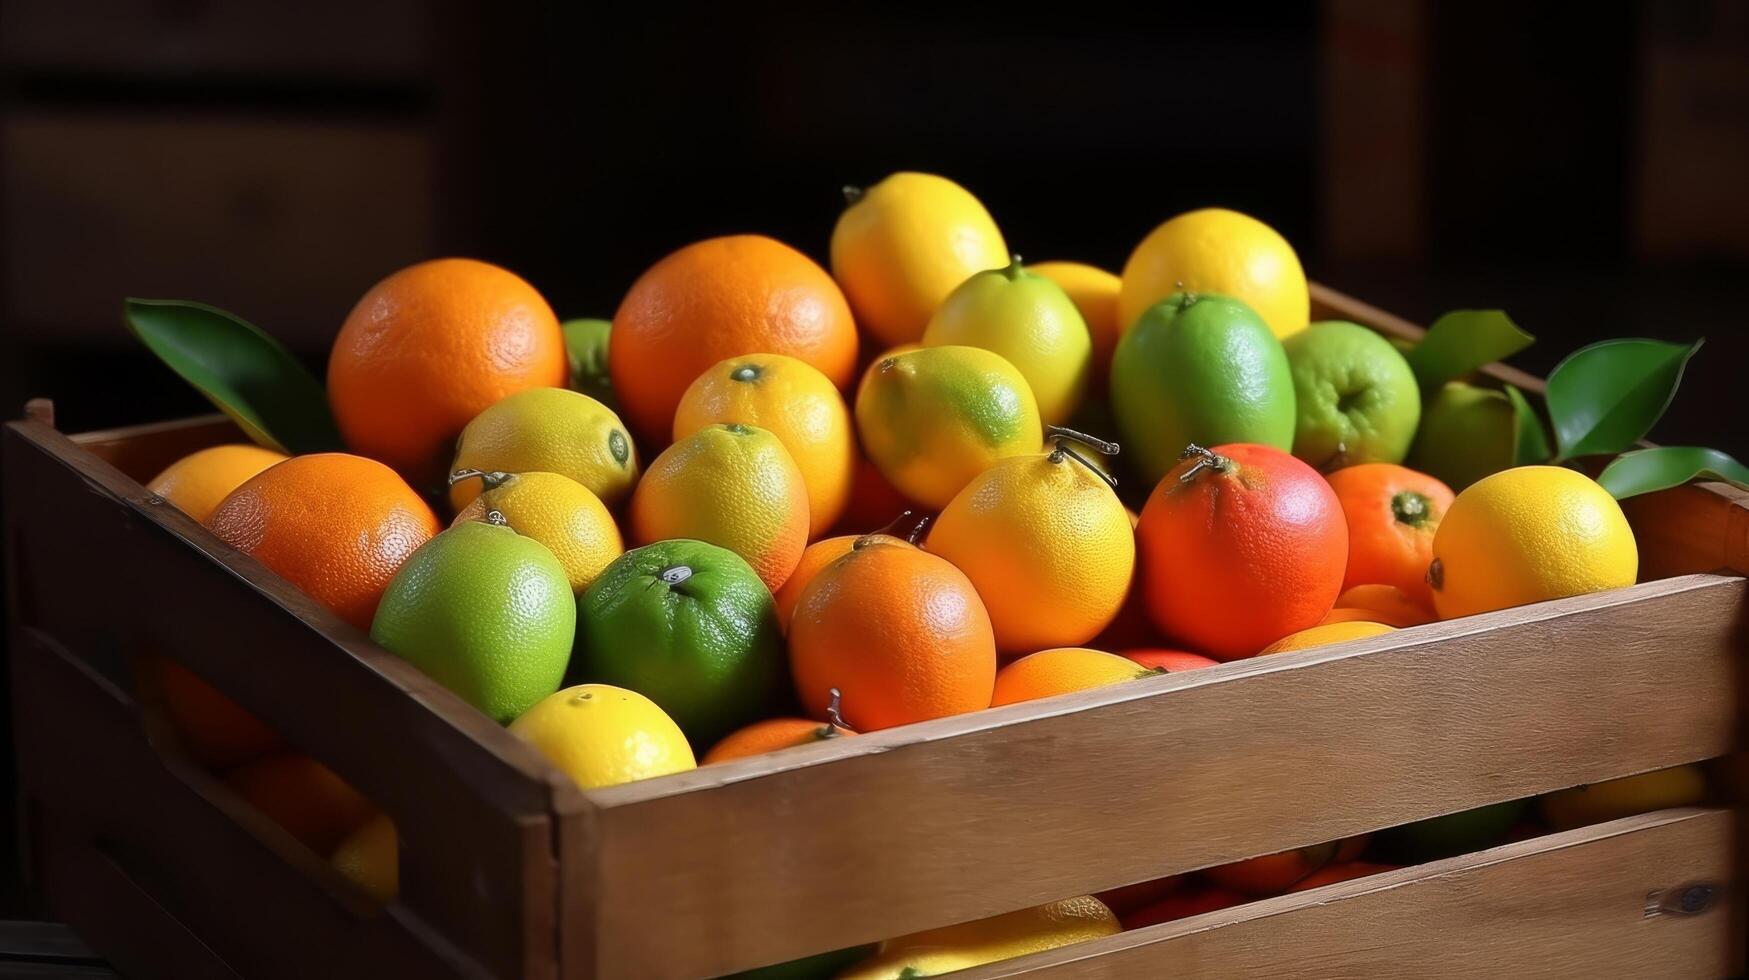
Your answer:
[990,648,1148,707]
[1122,886,1247,930]
[224,752,376,855]
[1137,444,1348,659]
[1288,861,1402,892]
[831,454,914,536]
[1095,875,1185,916]
[1204,839,1346,895]
[206,453,440,631]
[328,258,566,485]
[789,540,996,731]
[146,444,288,524]
[1121,649,1220,672]
[1325,463,1454,609]
[153,658,282,769]
[610,235,859,444]
[1321,585,1437,628]
[773,535,858,631]
[702,717,854,764]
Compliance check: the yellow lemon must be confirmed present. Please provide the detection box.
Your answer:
[830,172,1008,347]
[332,814,397,904]
[1429,466,1637,620]
[1260,620,1395,655]
[1030,260,1124,386]
[1120,207,1310,339]
[1540,764,1707,830]
[673,353,857,536]
[451,471,623,593]
[922,258,1092,425]
[449,387,639,512]
[928,449,1134,653]
[854,345,1043,509]
[146,444,288,523]
[509,683,696,789]
[838,896,1120,980]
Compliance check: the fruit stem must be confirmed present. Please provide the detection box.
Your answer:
[659,565,693,587]
[1176,443,1234,483]
[1049,443,1118,490]
[1175,283,1196,310]
[818,687,848,737]
[1392,490,1433,527]
[842,184,864,205]
[448,468,513,491]
[1426,557,1444,591]
[483,509,509,527]
[1045,424,1120,456]
[1000,254,1026,280]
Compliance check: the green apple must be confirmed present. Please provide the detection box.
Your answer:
[1406,381,1515,491]
[561,317,615,408]
[1283,320,1420,470]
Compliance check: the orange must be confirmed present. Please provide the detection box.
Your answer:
[1137,444,1348,659]
[328,258,566,485]
[610,235,858,444]
[673,354,857,536]
[1288,862,1401,892]
[146,444,288,523]
[990,648,1152,707]
[789,538,996,731]
[1322,585,1436,628]
[151,658,282,769]
[1122,886,1247,930]
[206,453,440,631]
[224,752,376,855]
[1204,840,1340,895]
[629,424,809,591]
[703,695,855,764]
[1029,262,1123,387]
[1121,649,1220,672]
[1259,620,1394,655]
[1325,463,1454,608]
[773,534,858,631]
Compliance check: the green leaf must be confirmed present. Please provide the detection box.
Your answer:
[1405,310,1535,391]
[1544,338,1701,461]
[1596,446,1749,500]
[1504,384,1551,466]
[124,298,342,454]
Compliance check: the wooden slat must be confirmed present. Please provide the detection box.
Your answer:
[582,574,1741,978]
[1624,481,1749,579]
[960,807,1738,978]
[66,412,243,484]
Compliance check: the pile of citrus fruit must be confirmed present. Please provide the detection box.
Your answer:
[142,172,1659,977]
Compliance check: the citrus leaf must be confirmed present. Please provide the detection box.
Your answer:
[1405,310,1535,391]
[1545,338,1701,461]
[1504,384,1551,466]
[1596,446,1749,500]
[124,298,342,454]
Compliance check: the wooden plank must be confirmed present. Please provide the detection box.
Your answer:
[2,418,577,979]
[960,807,1738,978]
[583,574,1740,978]
[1624,481,1749,579]
[66,413,242,484]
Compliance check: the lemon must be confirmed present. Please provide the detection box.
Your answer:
[831,172,1009,347]
[1259,620,1394,655]
[1428,466,1637,620]
[332,814,397,903]
[1120,207,1310,339]
[1539,765,1707,831]
[927,449,1134,653]
[922,258,1092,425]
[449,387,639,512]
[450,471,623,593]
[509,683,696,789]
[1030,261,1124,385]
[837,896,1120,980]
[854,345,1043,509]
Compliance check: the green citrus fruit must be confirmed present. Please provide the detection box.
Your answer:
[569,539,787,744]
[1109,292,1295,484]
[1283,320,1421,470]
[1406,381,1515,491]
[370,520,575,723]
[561,317,616,408]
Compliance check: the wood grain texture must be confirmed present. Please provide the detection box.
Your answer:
[583,575,1741,978]
[68,412,243,484]
[959,808,1738,979]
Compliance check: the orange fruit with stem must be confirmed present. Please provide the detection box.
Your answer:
[328,258,567,485]
[773,512,926,631]
[610,235,858,445]
[1325,463,1454,609]
[789,536,996,731]
[703,688,856,763]
[990,648,1154,707]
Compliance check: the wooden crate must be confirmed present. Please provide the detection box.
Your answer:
[3,285,1745,979]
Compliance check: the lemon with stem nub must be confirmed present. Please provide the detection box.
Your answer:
[449,469,622,594]
[509,683,695,790]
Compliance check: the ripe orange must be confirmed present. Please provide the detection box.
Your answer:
[990,648,1151,707]
[1095,875,1185,917]
[789,538,996,731]
[328,258,566,485]
[773,534,858,631]
[1325,463,1454,609]
[1259,620,1394,655]
[703,699,855,764]
[1204,840,1341,895]
[1137,444,1348,659]
[1121,649,1220,672]
[151,658,282,770]
[1321,584,1436,628]
[1288,861,1401,892]
[610,235,858,444]
[224,752,376,855]
[673,354,858,536]
[629,424,810,591]
[206,453,440,631]
[147,444,288,523]
[1122,885,1247,930]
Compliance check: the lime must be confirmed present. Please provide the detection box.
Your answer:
[370,520,575,723]
[510,683,695,789]
[561,317,616,408]
[570,540,787,744]
[1406,381,1515,491]
[1109,292,1295,484]
[1284,320,1421,469]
